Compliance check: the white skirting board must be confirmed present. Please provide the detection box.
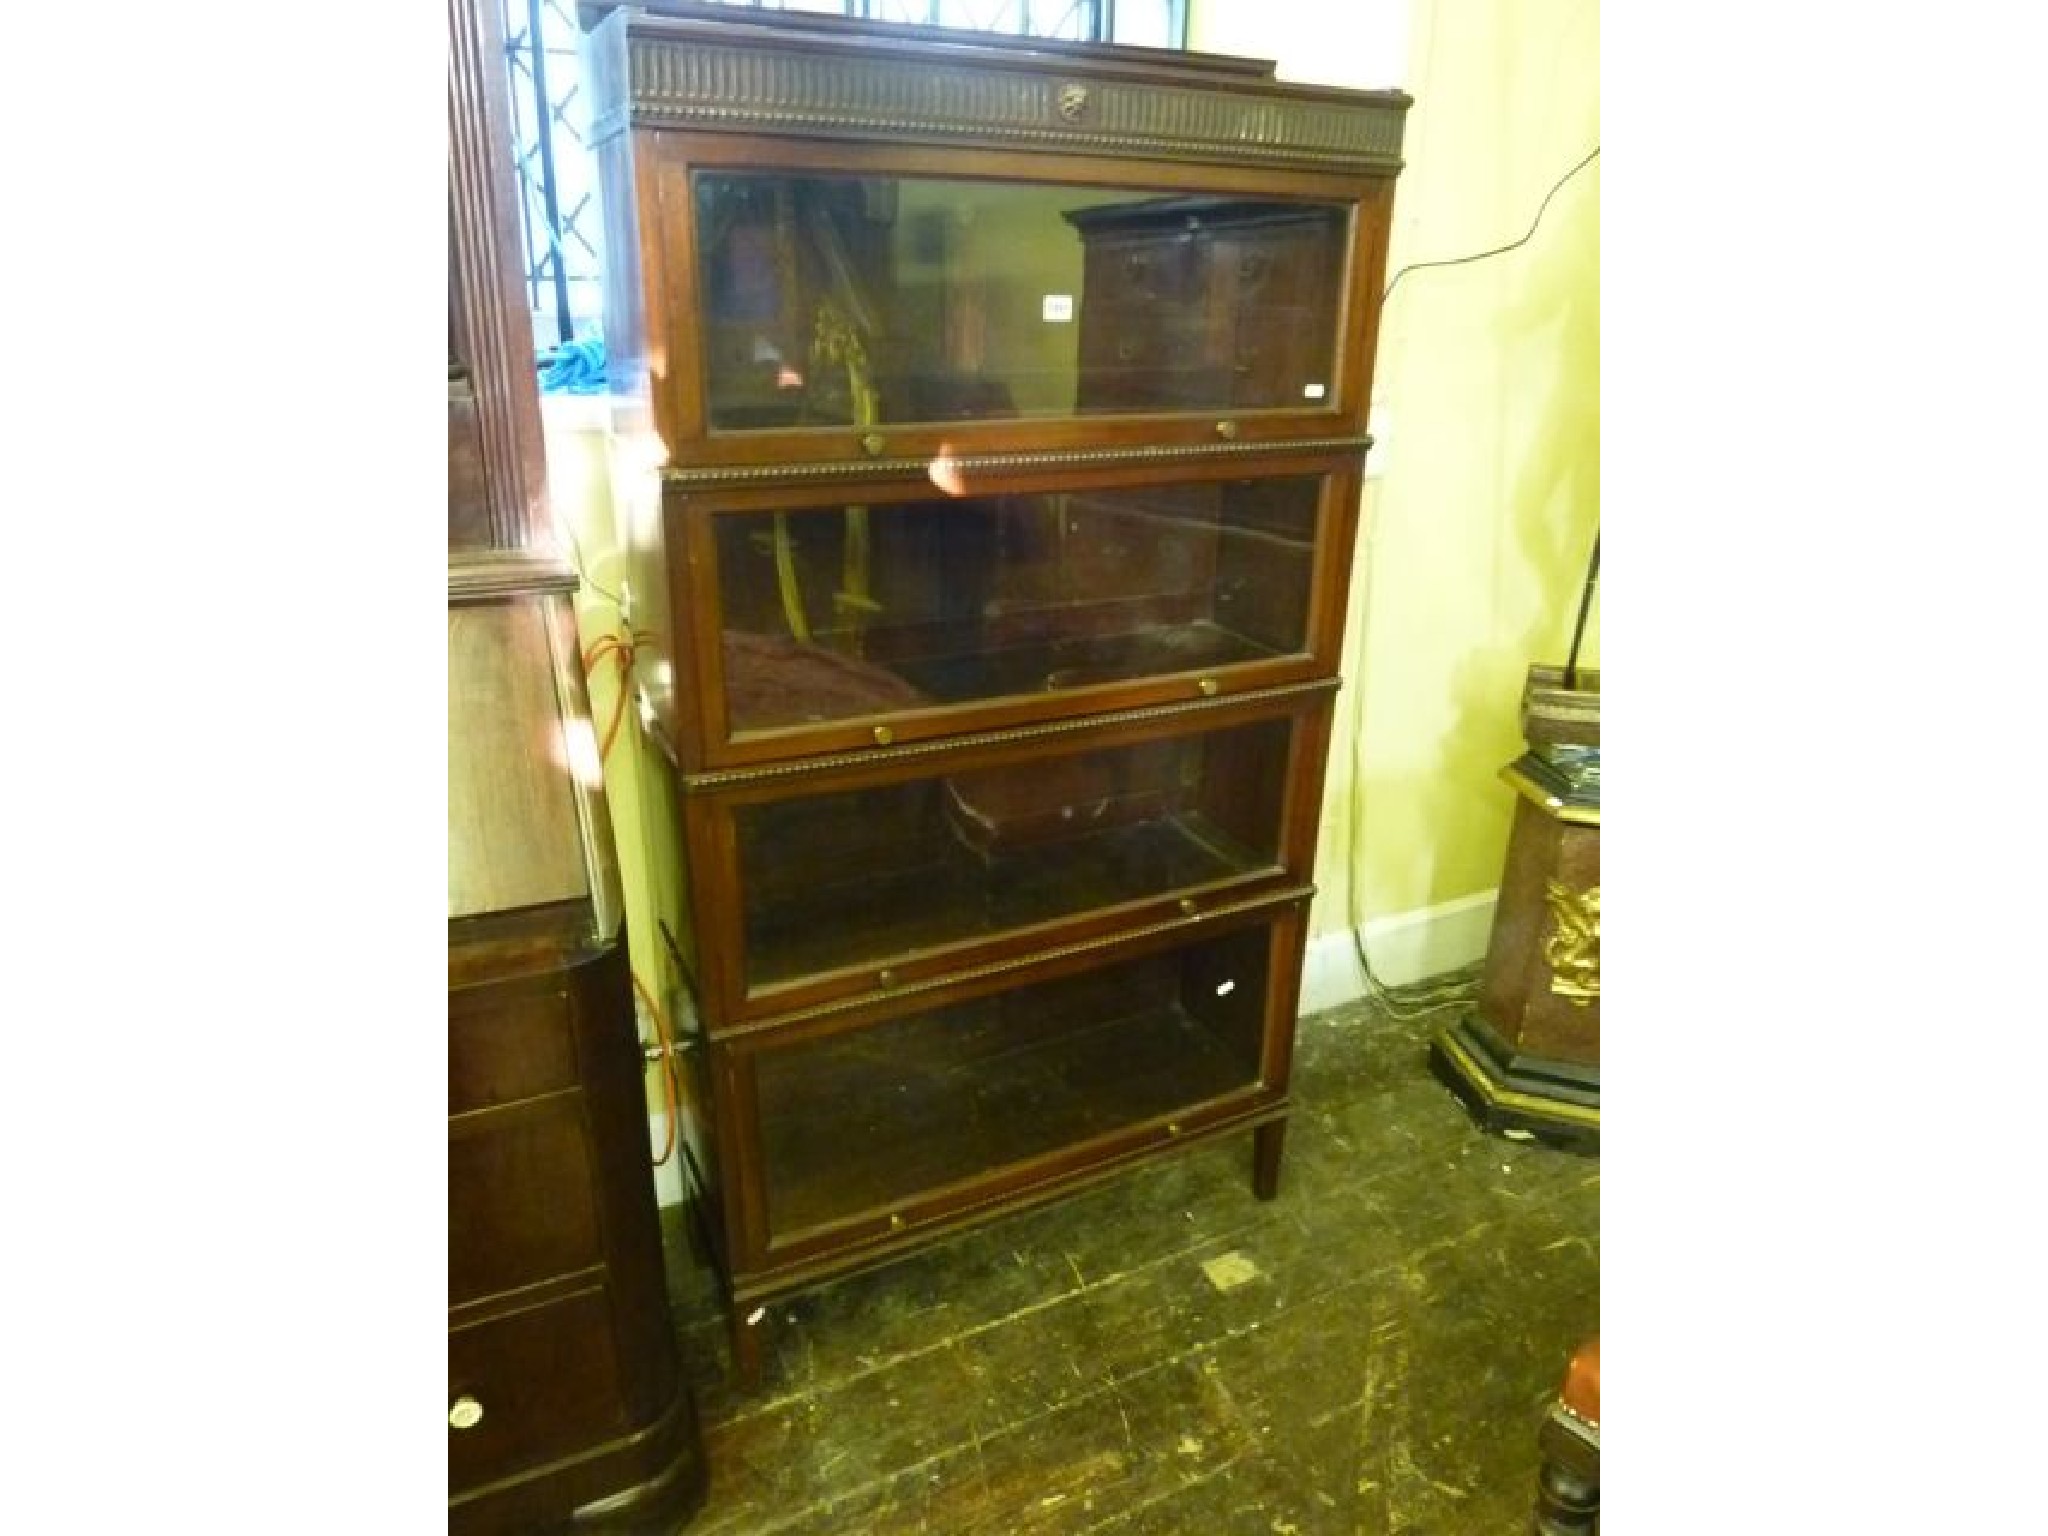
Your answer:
[638,889,1499,1206]
[650,1141,689,1210]
[1297,890,1499,1017]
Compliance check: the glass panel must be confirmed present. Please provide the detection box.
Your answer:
[755,924,1269,1237]
[693,171,1349,429]
[733,715,1291,989]
[715,477,1321,735]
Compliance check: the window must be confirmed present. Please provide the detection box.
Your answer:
[500,0,1191,354]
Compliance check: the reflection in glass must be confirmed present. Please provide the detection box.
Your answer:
[714,477,1321,735]
[755,923,1271,1239]
[733,716,1291,989]
[694,171,1348,429]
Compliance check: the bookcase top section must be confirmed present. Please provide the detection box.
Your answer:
[585,4,1409,173]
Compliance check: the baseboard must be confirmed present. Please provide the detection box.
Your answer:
[1299,890,1498,1016]
[650,1145,689,1209]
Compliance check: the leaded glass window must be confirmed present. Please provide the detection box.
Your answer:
[499,0,1190,357]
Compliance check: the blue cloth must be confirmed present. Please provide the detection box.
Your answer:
[539,337,607,395]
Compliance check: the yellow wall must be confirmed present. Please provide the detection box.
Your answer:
[1195,0,1600,940]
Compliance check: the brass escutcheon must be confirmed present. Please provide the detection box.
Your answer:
[1197,677,1220,697]
[1179,897,1198,916]
[860,432,887,457]
[873,725,894,745]
[1216,420,1240,440]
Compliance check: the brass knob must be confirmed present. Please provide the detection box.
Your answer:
[873,725,894,745]
[1197,677,1220,697]
[1216,420,1239,441]
[888,1213,905,1231]
[449,1396,484,1431]
[1179,897,1197,917]
[1167,1122,1184,1137]
[861,432,887,457]
[878,967,898,989]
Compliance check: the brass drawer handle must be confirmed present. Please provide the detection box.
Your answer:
[877,967,898,989]
[1178,897,1198,917]
[872,725,894,746]
[1215,419,1239,440]
[1167,1121,1184,1138]
[888,1212,905,1231]
[1197,677,1220,697]
[449,1396,484,1431]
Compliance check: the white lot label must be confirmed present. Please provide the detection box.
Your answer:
[1042,293,1075,322]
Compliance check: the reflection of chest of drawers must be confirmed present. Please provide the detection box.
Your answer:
[587,2,1407,1384]
[1066,198,1348,414]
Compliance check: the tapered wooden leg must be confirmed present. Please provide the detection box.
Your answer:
[728,1305,765,1388]
[1252,1119,1287,1201]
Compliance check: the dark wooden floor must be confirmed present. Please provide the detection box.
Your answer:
[660,988,1600,1535]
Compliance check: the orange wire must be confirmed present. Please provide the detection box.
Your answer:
[592,620,684,1170]
[582,631,636,763]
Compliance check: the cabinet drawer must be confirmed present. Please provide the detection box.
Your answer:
[450,1099,604,1305]
[701,697,1321,1019]
[448,974,582,1116]
[730,904,1301,1269]
[448,1287,627,1493]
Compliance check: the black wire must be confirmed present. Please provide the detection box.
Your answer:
[1380,145,1600,308]
[563,521,625,609]
[1341,145,1600,1018]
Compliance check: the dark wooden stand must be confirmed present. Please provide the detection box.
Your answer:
[1432,754,1600,1150]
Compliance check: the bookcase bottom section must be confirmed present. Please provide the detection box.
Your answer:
[707,906,1308,1382]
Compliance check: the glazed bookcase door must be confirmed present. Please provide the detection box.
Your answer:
[680,690,1332,1024]
[662,457,1361,767]
[687,163,1354,429]
[714,900,1308,1278]
[640,139,1391,474]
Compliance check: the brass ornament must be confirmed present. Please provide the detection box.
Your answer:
[1058,82,1090,121]
[1543,880,1600,1002]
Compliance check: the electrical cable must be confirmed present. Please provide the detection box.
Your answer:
[632,970,682,1166]
[562,520,625,609]
[1345,142,1600,1019]
[1379,146,1600,310]
[578,612,688,1171]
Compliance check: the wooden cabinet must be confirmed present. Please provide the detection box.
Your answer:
[447,941,707,1533]
[586,1,1408,1382]
[448,0,704,1525]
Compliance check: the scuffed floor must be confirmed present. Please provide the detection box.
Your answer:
[661,989,1599,1535]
